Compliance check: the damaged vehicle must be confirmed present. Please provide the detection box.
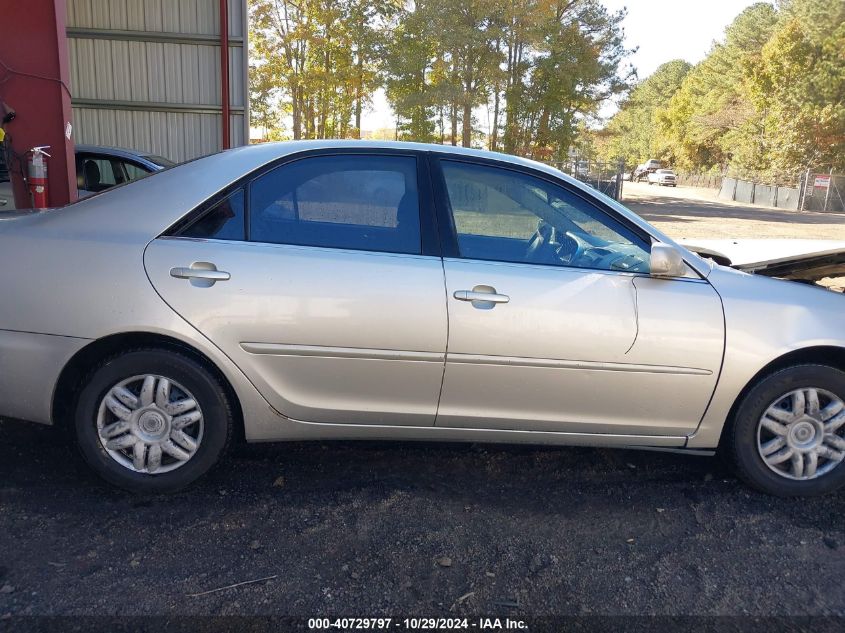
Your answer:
[680,239,845,291]
[1,141,844,496]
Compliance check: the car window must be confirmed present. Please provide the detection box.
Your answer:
[181,189,245,241]
[90,158,117,186]
[248,155,421,255]
[77,155,126,192]
[441,160,650,273]
[123,162,152,181]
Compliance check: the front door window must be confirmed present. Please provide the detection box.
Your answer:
[441,160,650,273]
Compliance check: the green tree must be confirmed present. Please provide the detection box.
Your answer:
[748,0,845,176]
[658,3,778,173]
[249,0,399,140]
[498,0,631,160]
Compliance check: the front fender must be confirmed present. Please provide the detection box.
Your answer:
[688,266,845,448]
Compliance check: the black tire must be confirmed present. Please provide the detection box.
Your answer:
[74,348,234,493]
[724,364,845,496]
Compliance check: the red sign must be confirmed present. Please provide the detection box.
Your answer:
[814,175,832,188]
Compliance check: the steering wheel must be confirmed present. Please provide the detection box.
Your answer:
[558,231,587,264]
[524,221,555,263]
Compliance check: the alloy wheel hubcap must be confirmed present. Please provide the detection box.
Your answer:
[757,387,845,481]
[96,374,204,474]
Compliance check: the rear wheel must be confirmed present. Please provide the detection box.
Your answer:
[725,364,845,496]
[74,349,234,493]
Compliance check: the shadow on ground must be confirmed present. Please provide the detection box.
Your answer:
[623,192,844,226]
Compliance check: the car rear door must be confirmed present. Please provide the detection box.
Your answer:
[144,150,447,426]
[432,157,724,437]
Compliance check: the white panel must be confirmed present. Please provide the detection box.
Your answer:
[89,0,112,29]
[110,0,129,30]
[198,0,219,36]
[228,0,245,37]
[125,0,145,30]
[67,0,92,27]
[94,39,115,99]
[145,43,166,103]
[143,0,164,32]
[127,41,150,102]
[68,0,248,161]
[161,0,180,33]
[110,40,132,100]
[229,47,244,107]
[231,114,245,146]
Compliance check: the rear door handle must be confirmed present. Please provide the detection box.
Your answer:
[170,263,230,287]
[453,286,510,309]
[454,290,510,303]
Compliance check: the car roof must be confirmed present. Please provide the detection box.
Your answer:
[59,139,710,276]
[75,144,158,161]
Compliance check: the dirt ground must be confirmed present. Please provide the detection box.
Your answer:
[622,181,845,240]
[1,184,844,625]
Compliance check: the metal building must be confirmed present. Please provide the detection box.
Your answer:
[65,0,248,163]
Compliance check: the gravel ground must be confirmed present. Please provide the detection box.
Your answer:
[1,419,843,620]
[1,184,844,624]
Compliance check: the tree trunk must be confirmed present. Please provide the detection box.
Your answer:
[439,107,445,144]
[534,107,551,159]
[354,56,363,139]
[450,103,458,146]
[491,88,500,151]
[462,101,472,148]
[292,85,302,140]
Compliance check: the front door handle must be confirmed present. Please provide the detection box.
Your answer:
[453,285,510,309]
[170,262,230,287]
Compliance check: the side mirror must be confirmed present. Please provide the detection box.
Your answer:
[650,242,688,278]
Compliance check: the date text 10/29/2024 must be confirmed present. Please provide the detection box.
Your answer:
[308,618,529,630]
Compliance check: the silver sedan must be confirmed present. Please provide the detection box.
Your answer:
[1,141,843,496]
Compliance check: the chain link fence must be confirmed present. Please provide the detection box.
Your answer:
[800,170,845,213]
[547,159,625,200]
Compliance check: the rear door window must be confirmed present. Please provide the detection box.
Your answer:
[248,155,421,255]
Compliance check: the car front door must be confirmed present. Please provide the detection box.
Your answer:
[433,158,724,437]
[144,151,447,426]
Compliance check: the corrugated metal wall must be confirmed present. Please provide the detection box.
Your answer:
[66,0,248,163]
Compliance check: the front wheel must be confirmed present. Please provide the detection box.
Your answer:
[725,364,845,496]
[74,349,234,493]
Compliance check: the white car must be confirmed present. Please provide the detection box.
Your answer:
[648,169,677,187]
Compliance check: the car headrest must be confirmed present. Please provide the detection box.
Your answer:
[83,160,101,190]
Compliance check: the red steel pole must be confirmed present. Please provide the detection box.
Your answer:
[219,0,230,149]
[0,0,77,207]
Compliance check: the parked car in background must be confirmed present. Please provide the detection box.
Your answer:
[76,145,174,198]
[1,140,844,497]
[0,144,173,210]
[648,169,678,187]
[634,159,663,182]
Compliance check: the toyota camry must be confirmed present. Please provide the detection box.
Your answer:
[1,141,843,496]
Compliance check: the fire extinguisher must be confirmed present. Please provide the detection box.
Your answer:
[27,145,51,208]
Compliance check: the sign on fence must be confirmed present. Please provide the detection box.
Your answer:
[813,175,832,188]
